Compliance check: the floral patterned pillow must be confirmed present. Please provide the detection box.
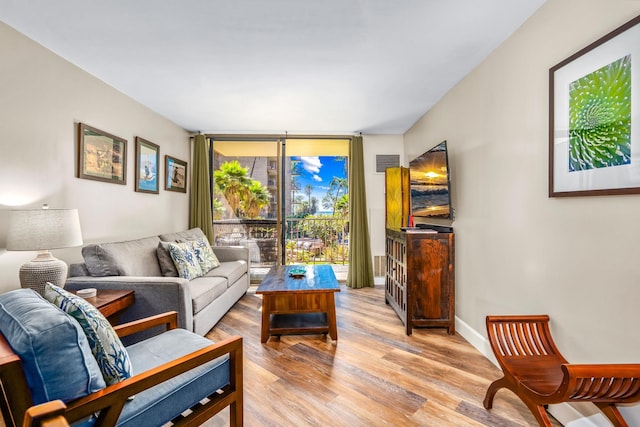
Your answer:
[167,242,203,280]
[44,283,132,385]
[189,237,220,273]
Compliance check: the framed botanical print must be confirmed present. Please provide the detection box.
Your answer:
[135,137,160,194]
[549,15,640,197]
[77,123,127,184]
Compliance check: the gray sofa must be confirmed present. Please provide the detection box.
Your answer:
[65,228,249,337]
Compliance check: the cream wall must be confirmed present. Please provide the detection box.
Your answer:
[404,0,640,424]
[362,134,404,276]
[0,21,191,294]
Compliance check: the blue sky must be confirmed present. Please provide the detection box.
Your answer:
[292,156,347,211]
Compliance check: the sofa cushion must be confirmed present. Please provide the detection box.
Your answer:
[157,241,179,277]
[82,236,162,277]
[168,242,203,280]
[44,283,132,385]
[188,276,228,315]
[159,227,207,243]
[0,289,105,404]
[69,262,90,277]
[189,237,220,273]
[118,329,230,427]
[206,261,247,288]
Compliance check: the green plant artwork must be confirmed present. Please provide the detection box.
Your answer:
[569,54,631,172]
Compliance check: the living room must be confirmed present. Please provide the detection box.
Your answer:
[1,0,640,426]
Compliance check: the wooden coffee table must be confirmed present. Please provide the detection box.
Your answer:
[256,265,340,343]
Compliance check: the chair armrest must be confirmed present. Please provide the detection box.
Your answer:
[113,311,179,338]
[62,335,243,426]
[0,334,33,427]
[23,400,69,427]
[560,364,640,402]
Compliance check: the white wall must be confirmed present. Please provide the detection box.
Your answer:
[404,0,640,424]
[362,135,404,272]
[0,21,191,294]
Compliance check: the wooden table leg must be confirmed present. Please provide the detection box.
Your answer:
[261,296,271,343]
[326,293,338,340]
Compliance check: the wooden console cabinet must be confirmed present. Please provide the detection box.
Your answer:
[385,228,455,335]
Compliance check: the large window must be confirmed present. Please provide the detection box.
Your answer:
[210,137,349,281]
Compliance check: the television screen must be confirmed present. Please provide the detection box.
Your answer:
[409,141,452,219]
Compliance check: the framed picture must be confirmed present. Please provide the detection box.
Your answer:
[165,155,187,193]
[135,137,160,194]
[549,15,640,197]
[77,123,127,185]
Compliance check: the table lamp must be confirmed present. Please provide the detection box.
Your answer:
[6,205,83,295]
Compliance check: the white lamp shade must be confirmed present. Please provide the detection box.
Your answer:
[6,208,83,251]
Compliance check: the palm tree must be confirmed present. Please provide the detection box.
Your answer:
[322,176,348,214]
[212,197,226,220]
[335,194,349,216]
[310,196,318,214]
[305,184,312,206]
[214,160,252,217]
[243,180,271,218]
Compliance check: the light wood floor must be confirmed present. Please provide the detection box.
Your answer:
[203,285,562,427]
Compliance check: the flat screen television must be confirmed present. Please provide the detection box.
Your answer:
[409,141,452,219]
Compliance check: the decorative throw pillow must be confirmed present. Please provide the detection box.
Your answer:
[44,283,133,385]
[189,237,220,273]
[0,289,106,404]
[157,241,179,277]
[167,242,203,280]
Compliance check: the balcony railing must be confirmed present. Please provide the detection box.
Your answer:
[212,217,349,266]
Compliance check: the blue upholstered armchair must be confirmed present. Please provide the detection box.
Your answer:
[0,289,243,427]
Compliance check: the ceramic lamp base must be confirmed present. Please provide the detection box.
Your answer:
[19,251,68,296]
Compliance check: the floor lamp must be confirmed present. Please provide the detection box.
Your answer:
[6,205,83,295]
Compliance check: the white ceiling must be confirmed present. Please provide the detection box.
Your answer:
[0,0,545,135]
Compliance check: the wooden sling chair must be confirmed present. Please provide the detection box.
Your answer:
[484,315,640,427]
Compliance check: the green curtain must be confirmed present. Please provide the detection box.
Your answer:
[189,135,215,243]
[347,135,374,288]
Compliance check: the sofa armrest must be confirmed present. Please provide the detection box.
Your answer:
[113,311,179,338]
[212,246,249,265]
[64,277,193,336]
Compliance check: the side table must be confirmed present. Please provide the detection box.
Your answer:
[69,289,135,325]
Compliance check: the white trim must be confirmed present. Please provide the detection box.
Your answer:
[548,404,605,427]
[455,316,498,367]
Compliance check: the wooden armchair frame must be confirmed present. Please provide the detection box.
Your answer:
[0,311,243,427]
[22,400,69,427]
[484,315,640,427]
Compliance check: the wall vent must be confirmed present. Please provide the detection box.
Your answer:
[375,154,400,173]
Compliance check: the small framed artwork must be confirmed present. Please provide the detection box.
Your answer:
[165,155,187,193]
[135,137,160,194]
[77,123,127,185]
[549,15,640,197]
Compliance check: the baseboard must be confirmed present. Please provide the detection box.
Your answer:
[455,316,600,427]
[455,316,498,367]
[547,404,604,427]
